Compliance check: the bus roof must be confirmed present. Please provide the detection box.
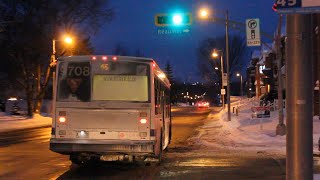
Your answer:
[57,55,154,63]
[57,55,171,88]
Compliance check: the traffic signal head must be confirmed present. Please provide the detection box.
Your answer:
[155,13,192,27]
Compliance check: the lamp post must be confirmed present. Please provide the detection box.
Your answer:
[51,36,73,66]
[212,49,225,108]
[236,73,243,97]
[51,35,73,99]
[199,8,231,121]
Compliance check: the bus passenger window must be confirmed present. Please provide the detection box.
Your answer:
[58,62,91,102]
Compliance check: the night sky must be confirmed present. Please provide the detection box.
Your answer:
[92,0,278,82]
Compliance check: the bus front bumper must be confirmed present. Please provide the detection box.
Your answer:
[50,138,155,155]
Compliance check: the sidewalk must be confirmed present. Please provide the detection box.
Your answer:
[193,97,320,154]
[0,112,51,133]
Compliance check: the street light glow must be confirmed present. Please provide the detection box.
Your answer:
[212,51,219,58]
[215,67,219,70]
[236,73,240,77]
[199,8,209,18]
[64,36,73,44]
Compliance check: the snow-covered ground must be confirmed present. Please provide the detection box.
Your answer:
[0,112,51,133]
[194,97,320,154]
[1,96,319,154]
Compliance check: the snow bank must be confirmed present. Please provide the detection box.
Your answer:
[195,98,320,154]
[0,113,52,133]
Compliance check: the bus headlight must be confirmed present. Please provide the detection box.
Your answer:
[77,130,89,138]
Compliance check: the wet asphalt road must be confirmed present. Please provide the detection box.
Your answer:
[0,107,291,179]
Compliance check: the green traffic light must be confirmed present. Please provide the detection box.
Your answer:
[172,14,183,25]
[155,13,192,27]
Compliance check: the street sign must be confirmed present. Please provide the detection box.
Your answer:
[276,0,320,14]
[221,89,226,95]
[157,28,190,35]
[246,18,261,47]
[222,73,227,86]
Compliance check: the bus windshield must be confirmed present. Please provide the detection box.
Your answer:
[57,60,150,102]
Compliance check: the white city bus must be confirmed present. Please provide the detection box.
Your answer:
[50,55,171,164]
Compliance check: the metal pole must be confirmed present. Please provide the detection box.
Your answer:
[226,10,231,121]
[256,64,260,98]
[276,15,286,136]
[286,14,313,180]
[240,75,243,97]
[221,52,225,108]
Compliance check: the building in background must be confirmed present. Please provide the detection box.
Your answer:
[245,14,320,116]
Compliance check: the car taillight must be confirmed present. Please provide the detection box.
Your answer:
[140,118,147,124]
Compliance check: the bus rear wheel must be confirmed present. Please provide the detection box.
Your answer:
[70,153,97,166]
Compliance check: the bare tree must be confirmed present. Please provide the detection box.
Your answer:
[197,35,248,85]
[0,0,114,116]
[134,49,145,57]
[113,43,130,56]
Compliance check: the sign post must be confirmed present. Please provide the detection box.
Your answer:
[246,18,261,47]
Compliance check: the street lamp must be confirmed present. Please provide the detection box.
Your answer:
[199,8,210,19]
[199,7,231,121]
[64,36,73,44]
[51,35,73,66]
[212,49,225,108]
[51,35,74,100]
[236,73,243,97]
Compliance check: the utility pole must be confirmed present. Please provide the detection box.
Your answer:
[220,52,225,108]
[276,15,286,136]
[225,10,231,121]
[286,14,313,180]
[240,75,243,97]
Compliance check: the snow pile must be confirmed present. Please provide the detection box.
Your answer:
[196,98,320,154]
[0,113,52,133]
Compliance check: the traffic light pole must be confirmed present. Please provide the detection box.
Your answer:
[225,10,231,121]
[286,14,313,180]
